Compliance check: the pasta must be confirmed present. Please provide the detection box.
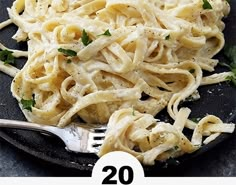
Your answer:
[0,0,235,165]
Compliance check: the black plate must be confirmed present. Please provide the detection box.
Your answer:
[0,0,236,175]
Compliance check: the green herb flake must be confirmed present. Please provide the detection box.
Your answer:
[202,0,213,10]
[98,29,112,37]
[20,97,36,112]
[174,146,179,150]
[67,59,72,64]
[132,107,135,116]
[189,69,195,74]
[223,44,236,68]
[165,35,170,40]
[220,44,236,87]
[226,75,236,86]
[82,29,93,46]
[58,48,77,57]
[0,49,15,65]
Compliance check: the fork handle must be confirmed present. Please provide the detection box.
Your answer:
[0,118,54,133]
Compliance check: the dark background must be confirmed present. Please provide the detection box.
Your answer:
[0,0,236,177]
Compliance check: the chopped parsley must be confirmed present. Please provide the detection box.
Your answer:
[174,146,179,150]
[202,0,213,10]
[58,48,77,63]
[132,106,135,116]
[223,44,236,68]
[67,59,72,64]
[189,69,195,74]
[81,29,93,46]
[58,48,77,57]
[165,35,170,40]
[98,29,112,37]
[226,75,236,86]
[20,97,36,112]
[219,44,236,87]
[0,49,15,65]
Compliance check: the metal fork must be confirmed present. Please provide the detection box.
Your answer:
[0,119,106,153]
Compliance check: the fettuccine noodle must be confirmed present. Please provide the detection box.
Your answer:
[0,0,235,165]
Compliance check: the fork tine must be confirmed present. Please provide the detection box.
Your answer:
[93,136,105,140]
[62,123,107,153]
[88,128,105,147]
[91,127,107,133]
[91,140,104,146]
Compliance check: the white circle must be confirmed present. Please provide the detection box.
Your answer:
[91,151,145,185]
